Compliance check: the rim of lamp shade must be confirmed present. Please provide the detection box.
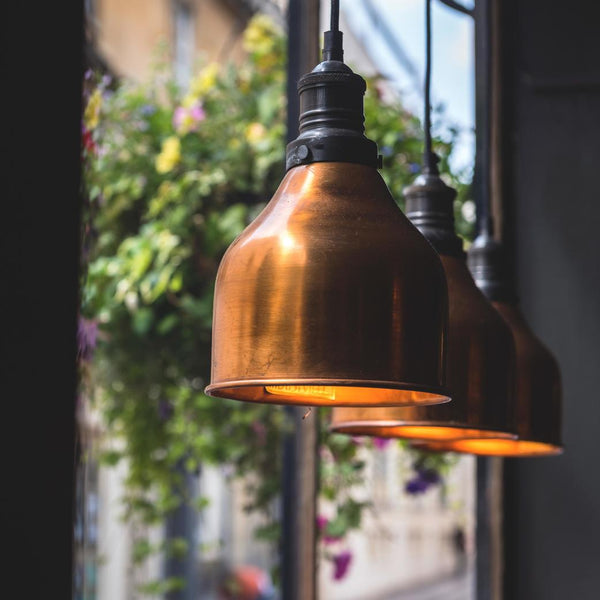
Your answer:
[411,438,563,457]
[328,419,516,442]
[205,379,450,407]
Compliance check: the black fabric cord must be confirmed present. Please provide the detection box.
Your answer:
[331,0,340,31]
[423,0,439,174]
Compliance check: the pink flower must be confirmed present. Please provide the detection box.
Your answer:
[173,102,206,134]
[189,104,205,122]
[373,437,391,450]
[332,550,352,580]
[316,515,328,531]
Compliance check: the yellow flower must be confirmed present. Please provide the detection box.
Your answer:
[245,122,267,144]
[256,52,279,73]
[84,89,102,130]
[181,93,198,109]
[243,14,279,56]
[190,62,219,98]
[238,71,251,94]
[155,136,181,174]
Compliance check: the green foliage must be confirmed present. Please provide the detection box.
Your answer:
[81,13,472,592]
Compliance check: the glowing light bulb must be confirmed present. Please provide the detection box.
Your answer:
[265,385,336,401]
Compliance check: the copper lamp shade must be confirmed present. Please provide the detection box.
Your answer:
[330,174,517,439]
[413,235,563,457]
[205,36,450,407]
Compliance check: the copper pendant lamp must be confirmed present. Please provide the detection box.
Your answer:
[329,0,516,438]
[329,177,516,439]
[412,233,563,457]
[205,1,450,407]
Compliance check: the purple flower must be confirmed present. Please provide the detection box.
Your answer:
[409,162,421,174]
[332,550,352,580]
[77,316,98,361]
[405,476,430,495]
[84,69,93,81]
[158,399,174,422]
[101,74,112,87]
[140,104,156,116]
[324,534,342,545]
[417,467,441,485]
[373,437,391,450]
[381,145,393,157]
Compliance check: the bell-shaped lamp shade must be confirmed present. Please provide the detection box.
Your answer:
[412,235,563,456]
[205,44,450,407]
[329,174,517,438]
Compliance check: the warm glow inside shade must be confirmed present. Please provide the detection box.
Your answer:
[412,438,562,457]
[332,423,506,441]
[330,254,516,436]
[205,163,450,407]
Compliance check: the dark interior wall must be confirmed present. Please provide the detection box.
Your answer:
[501,1,600,598]
[0,2,82,596]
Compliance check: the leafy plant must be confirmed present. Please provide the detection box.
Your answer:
[80,14,472,593]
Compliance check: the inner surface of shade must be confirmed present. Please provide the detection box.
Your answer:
[205,381,450,407]
[330,423,514,441]
[440,438,564,457]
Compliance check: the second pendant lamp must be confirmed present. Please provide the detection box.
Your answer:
[329,0,516,440]
[205,0,450,407]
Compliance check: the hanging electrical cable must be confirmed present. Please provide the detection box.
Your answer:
[330,0,517,441]
[205,0,451,408]
[423,0,436,175]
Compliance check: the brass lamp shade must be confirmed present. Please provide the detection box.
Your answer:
[330,253,516,437]
[412,301,563,457]
[205,162,450,406]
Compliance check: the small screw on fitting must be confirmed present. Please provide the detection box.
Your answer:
[297,145,310,161]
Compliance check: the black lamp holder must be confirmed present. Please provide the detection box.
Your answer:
[466,227,517,302]
[285,0,381,171]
